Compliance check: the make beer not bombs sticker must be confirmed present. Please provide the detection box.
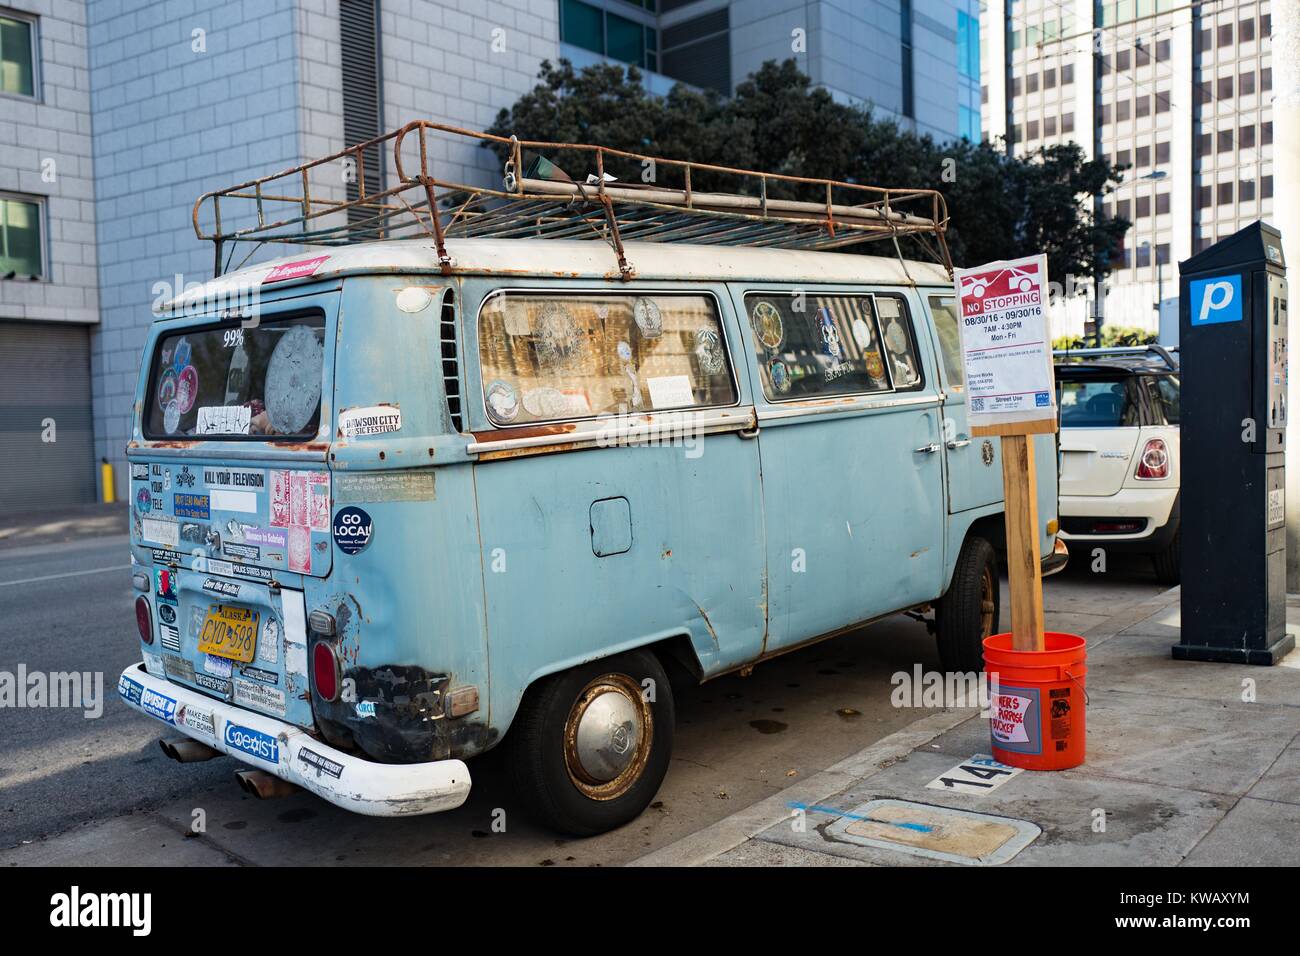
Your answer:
[264,325,323,434]
[338,405,401,439]
[333,506,373,555]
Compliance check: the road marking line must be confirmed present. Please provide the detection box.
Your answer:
[0,564,131,587]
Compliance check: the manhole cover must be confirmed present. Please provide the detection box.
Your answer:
[825,799,1040,865]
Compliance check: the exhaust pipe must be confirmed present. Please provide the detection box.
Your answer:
[159,737,221,763]
[234,769,300,800]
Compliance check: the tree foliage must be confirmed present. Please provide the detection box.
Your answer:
[486,59,1130,284]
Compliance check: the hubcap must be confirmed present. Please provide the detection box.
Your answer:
[563,673,653,801]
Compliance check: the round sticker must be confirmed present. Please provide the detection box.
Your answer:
[158,603,177,625]
[176,365,199,414]
[157,368,178,408]
[333,506,373,555]
[633,297,663,339]
[616,340,632,362]
[486,380,520,423]
[884,317,908,354]
[395,286,432,313]
[751,301,784,351]
[694,327,725,376]
[769,359,791,394]
[135,487,151,513]
[851,317,873,349]
[163,400,181,434]
[265,325,324,434]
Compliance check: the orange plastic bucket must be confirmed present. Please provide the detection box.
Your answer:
[982,632,1087,771]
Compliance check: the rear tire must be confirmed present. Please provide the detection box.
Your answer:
[935,535,1000,673]
[1152,528,1181,585]
[505,649,674,836]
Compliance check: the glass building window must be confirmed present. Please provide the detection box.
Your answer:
[957,10,980,80]
[560,0,657,71]
[0,13,36,98]
[0,195,44,277]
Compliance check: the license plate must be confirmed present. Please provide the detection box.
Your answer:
[197,605,259,663]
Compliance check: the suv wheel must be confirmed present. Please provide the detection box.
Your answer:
[935,535,1000,673]
[1152,528,1181,586]
[505,649,674,836]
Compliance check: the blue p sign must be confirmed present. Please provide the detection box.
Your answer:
[1190,274,1243,326]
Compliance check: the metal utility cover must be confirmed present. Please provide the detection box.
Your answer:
[825,799,1040,865]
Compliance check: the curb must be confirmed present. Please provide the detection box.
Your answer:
[628,585,1182,867]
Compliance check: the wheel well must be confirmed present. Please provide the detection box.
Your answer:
[966,513,1007,553]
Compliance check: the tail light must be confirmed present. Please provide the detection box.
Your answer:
[313,642,340,702]
[135,596,153,644]
[1134,438,1170,479]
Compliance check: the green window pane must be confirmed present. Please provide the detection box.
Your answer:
[561,0,604,55]
[606,13,644,66]
[0,199,43,277]
[1,17,36,97]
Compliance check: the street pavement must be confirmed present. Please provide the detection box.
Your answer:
[0,531,1169,866]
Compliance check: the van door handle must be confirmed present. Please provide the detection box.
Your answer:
[738,426,760,440]
[914,442,941,454]
[946,438,971,449]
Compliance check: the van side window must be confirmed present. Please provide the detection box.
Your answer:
[745,292,918,401]
[875,295,923,389]
[927,295,964,389]
[477,292,737,425]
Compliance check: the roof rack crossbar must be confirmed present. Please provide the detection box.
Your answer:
[194,121,952,278]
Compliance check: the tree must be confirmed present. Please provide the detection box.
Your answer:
[485,59,1129,285]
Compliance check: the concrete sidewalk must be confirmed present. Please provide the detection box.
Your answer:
[0,503,128,551]
[631,588,1300,867]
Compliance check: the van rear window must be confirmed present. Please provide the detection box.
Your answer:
[477,292,737,425]
[144,314,326,439]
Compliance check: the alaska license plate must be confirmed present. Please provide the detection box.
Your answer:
[197,605,259,663]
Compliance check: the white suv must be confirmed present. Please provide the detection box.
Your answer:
[1054,346,1180,584]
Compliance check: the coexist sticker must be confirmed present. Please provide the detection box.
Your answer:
[332,506,373,555]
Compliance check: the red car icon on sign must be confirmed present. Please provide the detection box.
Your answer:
[961,263,1039,300]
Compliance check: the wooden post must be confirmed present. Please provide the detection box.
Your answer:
[971,418,1055,652]
[999,434,1045,651]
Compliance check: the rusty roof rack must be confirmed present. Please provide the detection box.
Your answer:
[193,121,952,280]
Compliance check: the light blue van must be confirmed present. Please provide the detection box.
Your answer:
[120,235,1064,835]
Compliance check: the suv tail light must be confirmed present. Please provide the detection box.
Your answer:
[135,596,153,644]
[313,642,340,701]
[1135,438,1170,479]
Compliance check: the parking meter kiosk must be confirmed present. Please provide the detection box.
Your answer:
[1175,221,1292,664]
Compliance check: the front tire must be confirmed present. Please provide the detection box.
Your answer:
[505,649,674,836]
[935,535,1000,672]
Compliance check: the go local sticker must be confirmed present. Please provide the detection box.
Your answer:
[332,506,373,555]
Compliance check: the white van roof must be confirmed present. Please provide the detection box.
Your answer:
[162,238,953,315]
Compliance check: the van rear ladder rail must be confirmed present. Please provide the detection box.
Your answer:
[192,121,953,279]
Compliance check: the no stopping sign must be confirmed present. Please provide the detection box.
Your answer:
[332,506,373,555]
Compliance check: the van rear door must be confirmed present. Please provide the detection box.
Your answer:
[128,295,337,729]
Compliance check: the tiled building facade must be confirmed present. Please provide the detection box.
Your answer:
[2,0,979,508]
[981,0,1275,337]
